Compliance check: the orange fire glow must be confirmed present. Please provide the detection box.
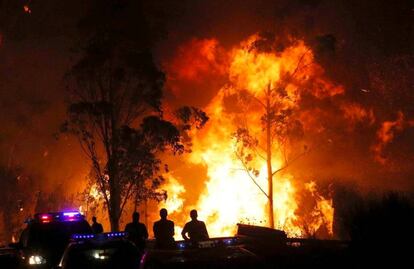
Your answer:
[160,175,186,215]
[161,34,340,238]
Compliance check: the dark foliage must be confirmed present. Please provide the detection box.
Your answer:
[62,0,208,231]
[348,193,414,265]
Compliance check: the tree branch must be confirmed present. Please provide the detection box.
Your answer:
[120,181,135,216]
[272,149,308,177]
[235,151,269,199]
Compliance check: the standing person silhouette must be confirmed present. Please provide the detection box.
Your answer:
[153,208,175,248]
[124,212,148,251]
[181,210,209,243]
[91,216,103,234]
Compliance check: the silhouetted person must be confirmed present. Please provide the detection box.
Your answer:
[181,209,209,243]
[91,216,103,234]
[125,212,148,250]
[153,208,175,248]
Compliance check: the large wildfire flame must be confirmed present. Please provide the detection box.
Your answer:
[160,34,342,238]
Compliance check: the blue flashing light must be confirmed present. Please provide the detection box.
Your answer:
[61,211,82,222]
[63,211,80,217]
[72,232,127,241]
[72,234,93,240]
[223,238,233,245]
[177,242,186,249]
[223,237,238,245]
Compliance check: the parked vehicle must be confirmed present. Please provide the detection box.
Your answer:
[58,232,140,269]
[10,211,92,268]
[140,237,264,269]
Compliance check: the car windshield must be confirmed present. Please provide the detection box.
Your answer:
[62,241,140,269]
[28,221,92,249]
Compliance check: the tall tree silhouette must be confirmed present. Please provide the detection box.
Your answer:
[64,0,207,231]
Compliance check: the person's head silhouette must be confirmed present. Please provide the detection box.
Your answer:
[190,209,198,221]
[132,212,139,223]
[92,216,97,223]
[160,208,168,220]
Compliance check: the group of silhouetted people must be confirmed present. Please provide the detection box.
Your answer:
[90,208,209,250]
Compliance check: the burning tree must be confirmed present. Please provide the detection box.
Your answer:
[230,34,338,229]
[162,35,340,236]
[63,1,207,231]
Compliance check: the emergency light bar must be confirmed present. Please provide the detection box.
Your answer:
[73,234,96,239]
[63,211,81,217]
[72,232,128,240]
[34,211,84,223]
[176,237,239,250]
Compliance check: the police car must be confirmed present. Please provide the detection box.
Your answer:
[57,232,141,269]
[140,237,264,269]
[10,211,92,268]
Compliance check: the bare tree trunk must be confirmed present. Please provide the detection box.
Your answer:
[109,181,121,231]
[266,84,275,229]
[109,189,120,231]
[108,90,121,232]
[108,157,121,231]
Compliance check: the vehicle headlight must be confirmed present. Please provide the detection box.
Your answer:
[28,255,47,265]
[92,250,109,260]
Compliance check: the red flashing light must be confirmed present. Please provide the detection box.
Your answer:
[40,214,52,223]
[35,211,83,224]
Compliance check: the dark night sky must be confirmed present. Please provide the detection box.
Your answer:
[0,0,413,192]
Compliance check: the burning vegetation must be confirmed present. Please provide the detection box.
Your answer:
[1,0,414,248]
[155,34,343,238]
